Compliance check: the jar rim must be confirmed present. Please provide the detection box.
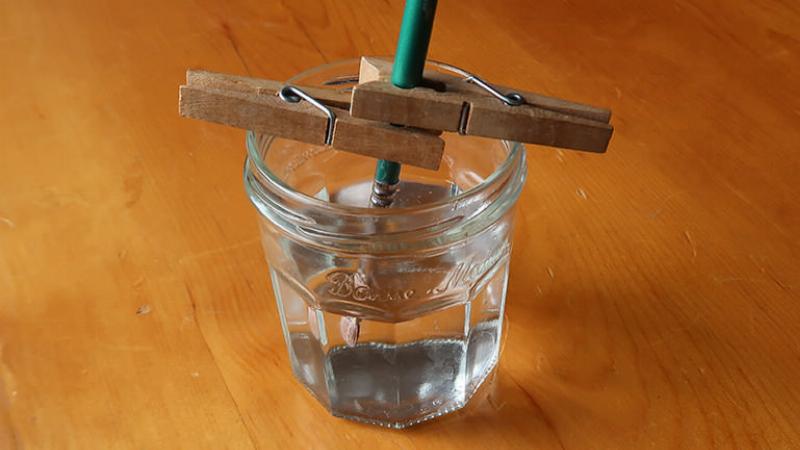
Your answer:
[245,58,524,218]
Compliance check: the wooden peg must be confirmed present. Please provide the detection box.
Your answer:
[353,57,613,153]
[359,57,610,122]
[179,70,445,169]
[180,83,330,145]
[186,70,351,109]
[359,57,447,92]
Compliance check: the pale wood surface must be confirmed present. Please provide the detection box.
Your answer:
[359,56,612,124]
[2,0,800,448]
[180,70,444,169]
[355,56,613,152]
[186,70,353,109]
[352,79,613,153]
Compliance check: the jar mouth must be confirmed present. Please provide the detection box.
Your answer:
[246,131,523,218]
[245,58,523,218]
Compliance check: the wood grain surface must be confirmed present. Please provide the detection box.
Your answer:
[2,0,799,448]
[179,69,444,169]
[352,58,614,153]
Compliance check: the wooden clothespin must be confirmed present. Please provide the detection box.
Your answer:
[179,70,445,170]
[352,57,613,153]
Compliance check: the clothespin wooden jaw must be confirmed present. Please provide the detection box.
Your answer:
[179,58,614,171]
[179,70,445,170]
[351,57,613,153]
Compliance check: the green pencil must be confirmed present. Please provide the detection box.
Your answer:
[369,0,438,208]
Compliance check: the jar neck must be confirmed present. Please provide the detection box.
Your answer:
[245,133,527,253]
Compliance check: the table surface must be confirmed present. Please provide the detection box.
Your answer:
[2,0,800,448]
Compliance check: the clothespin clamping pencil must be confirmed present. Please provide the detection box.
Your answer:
[352,57,613,154]
[179,70,445,170]
[178,60,613,171]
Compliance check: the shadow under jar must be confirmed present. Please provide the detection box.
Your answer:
[244,59,526,428]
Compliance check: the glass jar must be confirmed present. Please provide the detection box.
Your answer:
[244,59,526,428]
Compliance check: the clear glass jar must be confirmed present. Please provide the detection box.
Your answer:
[244,59,526,428]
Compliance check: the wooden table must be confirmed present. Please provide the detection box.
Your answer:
[2,0,799,448]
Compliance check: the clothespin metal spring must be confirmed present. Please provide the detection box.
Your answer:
[433,61,528,135]
[464,75,525,106]
[279,85,336,145]
[432,61,526,106]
